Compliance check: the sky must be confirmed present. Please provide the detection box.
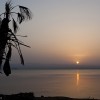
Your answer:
[0,0,100,67]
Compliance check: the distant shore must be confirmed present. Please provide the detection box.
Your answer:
[0,92,99,100]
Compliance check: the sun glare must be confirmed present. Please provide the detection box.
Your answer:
[76,61,79,64]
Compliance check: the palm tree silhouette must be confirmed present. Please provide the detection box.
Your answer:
[0,0,32,76]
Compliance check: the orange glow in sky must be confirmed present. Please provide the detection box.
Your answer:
[2,0,100,66]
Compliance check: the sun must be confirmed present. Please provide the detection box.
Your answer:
[76,61,79,64]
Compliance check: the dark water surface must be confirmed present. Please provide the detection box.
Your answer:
[0,69,100,99]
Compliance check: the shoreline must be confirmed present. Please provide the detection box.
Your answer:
[0,92,99,100]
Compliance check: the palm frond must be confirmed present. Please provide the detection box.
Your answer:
[19,6,32,21]
[3,60,11,76]
[15,42,24,65]
[6,45,12,60]
[2,44,12,76]
[20,53,24,65]
[5,1,12,13]
[17,13,24,24]
[19,42,30,48]
[14,42,24,65]
[0,17,2,27]
[0,59,3,69]
[9,30,24,65]
[11,38,30,48]
[12,18,18,33]
[16,35,27,37]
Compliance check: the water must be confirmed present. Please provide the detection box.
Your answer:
[0,69,100,99]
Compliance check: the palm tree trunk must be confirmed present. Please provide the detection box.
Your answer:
[0,28,8,69]
[0,33,7,68]
[0,12,9,69]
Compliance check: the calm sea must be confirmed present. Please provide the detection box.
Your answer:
[0,69,100,99]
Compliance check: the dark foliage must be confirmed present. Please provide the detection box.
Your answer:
[0,0,32,76]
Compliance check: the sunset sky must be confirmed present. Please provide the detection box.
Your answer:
[0,0,100,67]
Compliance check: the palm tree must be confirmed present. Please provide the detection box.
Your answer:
[0,0,32,76]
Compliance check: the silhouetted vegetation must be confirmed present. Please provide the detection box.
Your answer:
[0,0,32,76]
[0,92,98,100]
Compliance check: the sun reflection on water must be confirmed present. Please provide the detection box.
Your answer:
[77,72,80,86]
